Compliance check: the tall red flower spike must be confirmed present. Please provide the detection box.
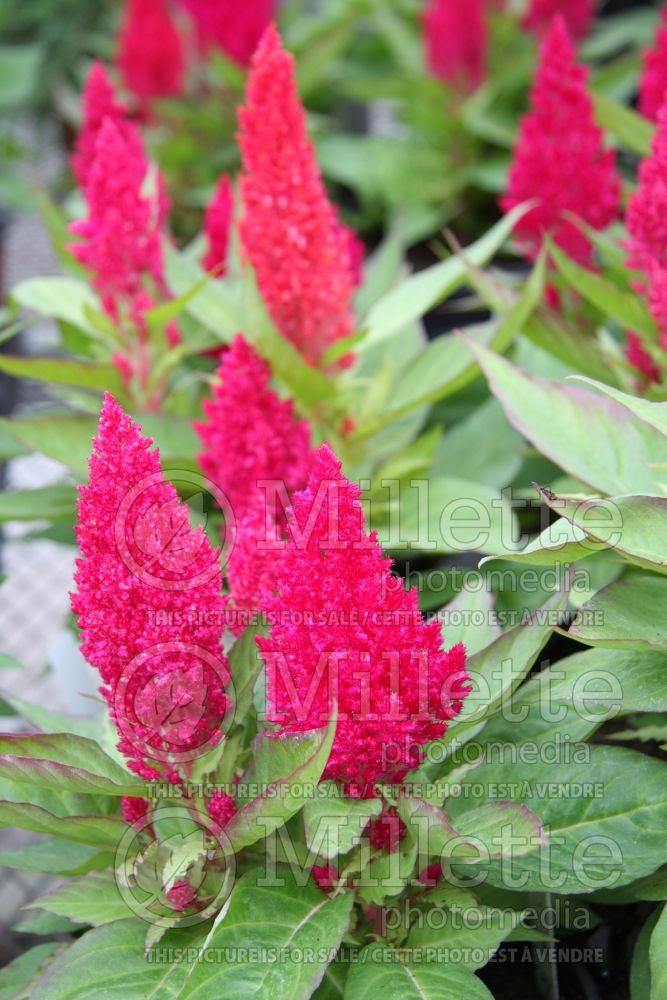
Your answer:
[501,16,620,265]
[238,26,356,369]
[202,174,233,276]
[72,62,139,190]
[118,0,186,110]
[195,335,313,519]
[195,335,313,619]
[627,332,660,384]
[523,0,596,41]
[423,0,487,93]
[258,444,469,798]
[180,0,275,67]
[640,9,667,123]
[69,116,179,379]
[72,394,229,782]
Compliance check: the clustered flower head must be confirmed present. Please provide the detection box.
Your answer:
[195,335,314,620]
[195,334,313,520]
[258,444,469,798]
[71,394,229,782]
[639,8,667,123]
[202,174,234,276]
[624,104,667,381]
[238,26,356,369]
[423,0,487,93]
[72,62,140,190]
[180,0,276,67]
[117,0,186,111]
[501,16,620,266]
[523,0,596,41]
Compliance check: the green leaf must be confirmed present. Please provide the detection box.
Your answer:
[435,397,524,490]
[447,745,667,893]
[567,573,667,649]
[0,413,96,475]
[537,489,667,575]
[0,483,77,522]
[482,647,667,746]
[364,203,531,348]
[0,943,61,1000]
[0,838,111,876]
[181,867,354,999]
[451,591,567,729]
[592,90,654,157]
[406,898,525,971]
[649,904,667,999]
[451,802,547,859]
[1,694,101,739]
[472,343,667,495]
[27,872,133,927]
[0,355,124,395]
[0,43,42,109]
[31,919,203,999]
[12,277,104,337]
[0,734,145,797]
[631,908,661,1000]
[164,244,243,339]
[440,584,501,656]
[372,475,520,556]
[571,376,667,439]
[481,516,603,568]
[344,942,494,999]
[549,243,656,338]
[0,800,127,849]
[224,716,336,852]
[303,782,382,859]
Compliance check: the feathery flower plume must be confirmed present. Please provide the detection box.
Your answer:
[118,0,186,110]
[423,0,487,93]
[69,117,178,393]
[639,9,667,123]
[180,0,275,67]
[202,174,233,276]
[72,62,138,190]
[523,0,596,41]
[195,335,313,619]
[195,335,313,520]
[258,444,469,798]
[238,26,356,368]
[71,394,229,782]
[501,16,620,265]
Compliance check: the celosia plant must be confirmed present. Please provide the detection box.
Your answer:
[502,15,620,266]
[639,8,667,122]
[422,0,487,93]
[258,443,469,797]
[180,0,276,67]
[523,0,596,41]
[202,173,234,276]
[117,0,186,111]
[238,26,356,368]
[71,394,229,782]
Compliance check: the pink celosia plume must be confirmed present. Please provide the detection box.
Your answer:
[627,332,660,384]
[523,0,596,41]
[202,174,234,276]
[71,394,229,782]
[258,444,469,798]
[117,0,186,110]
[238,26,356,369]
[639,9,667,123]
[195,335,314,618]
[423,0,487,93]
[180,0,275,67]
[71,62,139,190]
[501,16,620,265]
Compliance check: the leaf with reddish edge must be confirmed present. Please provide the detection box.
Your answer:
[536,487,667,576]
[468,342,667,496]
[566,574,667,649]
[0,800,127,849]
[224,713,336,853]
[0,734,145,797]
